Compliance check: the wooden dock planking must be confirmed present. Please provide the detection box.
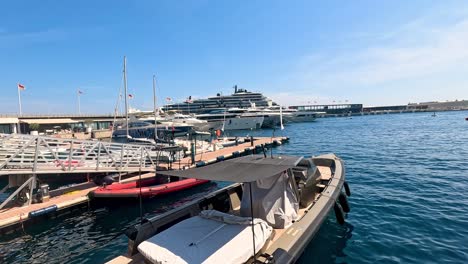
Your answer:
[0,136,288,231]
[0,172,156,230]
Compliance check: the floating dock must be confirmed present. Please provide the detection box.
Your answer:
[0,136,288,234]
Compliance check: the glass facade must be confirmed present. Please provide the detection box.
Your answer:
[290,104,363,114]
[0,124,13,134]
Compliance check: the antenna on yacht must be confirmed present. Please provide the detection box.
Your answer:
[153,75,158,142]
[221,107,226,133]
[111,68,125,137]
[280,104,284,131]
[123,56,129,139]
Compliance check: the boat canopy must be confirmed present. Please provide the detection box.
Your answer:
[159,155,303,182]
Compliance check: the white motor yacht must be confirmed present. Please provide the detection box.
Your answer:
[266,106,319,123]
[196,110,264,130]
[166,113,222,131]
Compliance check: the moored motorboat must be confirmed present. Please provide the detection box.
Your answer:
[91,177,209,199]
[109,153,351,264]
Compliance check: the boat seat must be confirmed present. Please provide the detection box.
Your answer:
[137,210,273,264]
[297,167,321,208]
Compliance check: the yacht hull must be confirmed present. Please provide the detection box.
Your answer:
[222,116,264,130]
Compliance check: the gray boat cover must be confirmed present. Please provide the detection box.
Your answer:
[240,171,299,229]
[138,210,273,264]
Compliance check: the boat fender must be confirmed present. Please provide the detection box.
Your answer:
[334,202,345,225]
[29,205,58,218]
[196,161,206,167]
[216,156,225,162]
[244,148,252,154]
[232,151,240,157]
[344,181,351,196]
[338,192,350,213]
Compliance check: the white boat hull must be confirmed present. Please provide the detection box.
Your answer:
[222,116,264,130]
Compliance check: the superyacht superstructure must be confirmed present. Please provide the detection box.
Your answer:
[162,86,276,114]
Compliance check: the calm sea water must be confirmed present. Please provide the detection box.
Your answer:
[1,111,468,263]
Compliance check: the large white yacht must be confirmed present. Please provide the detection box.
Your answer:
[163,86,276,114]
[263,106,321,123]
[196,109,264,130]
[140,113,221,132]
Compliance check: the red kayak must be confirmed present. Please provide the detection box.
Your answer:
[91,177,209,199]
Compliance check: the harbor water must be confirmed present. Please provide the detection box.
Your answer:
[1,111,468,263]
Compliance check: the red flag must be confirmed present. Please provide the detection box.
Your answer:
[128,94,133,99]
[78,90,83,94]
[166,97,172,102]
[18,83,25,90]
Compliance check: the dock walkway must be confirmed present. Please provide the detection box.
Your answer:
[173,136,287,169]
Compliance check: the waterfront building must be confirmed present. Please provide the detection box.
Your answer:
[0,117,19,134]
[289,104,363,115]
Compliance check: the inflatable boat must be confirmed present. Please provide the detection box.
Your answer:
[109,153,351,264]
[90,177,209,199]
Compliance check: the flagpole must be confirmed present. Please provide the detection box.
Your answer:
[77,90,81,115]
[17,84,22,116]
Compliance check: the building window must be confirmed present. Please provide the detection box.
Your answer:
[0,124,13,134]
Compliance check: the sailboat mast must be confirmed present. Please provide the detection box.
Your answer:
[123,56,129,138]
[153,75,158,141]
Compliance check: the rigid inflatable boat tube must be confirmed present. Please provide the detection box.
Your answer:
[339,192,350,213]
[334,202,345,225]
[29,205,58,218]
[344,181,351,196]
[196,161,206,167]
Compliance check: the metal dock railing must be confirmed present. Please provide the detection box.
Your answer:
[0,133,159,210]
[0,133,158,175]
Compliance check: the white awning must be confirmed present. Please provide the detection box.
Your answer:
[0,117,19,124]
[20,118,79,124]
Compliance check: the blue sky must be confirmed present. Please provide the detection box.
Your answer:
[1,1,468,114]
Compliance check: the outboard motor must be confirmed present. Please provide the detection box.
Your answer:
[94,175,115,186]
[102,175,115,185]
